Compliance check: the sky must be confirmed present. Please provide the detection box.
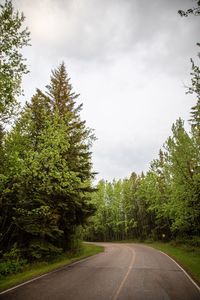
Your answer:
[10,0,200,181]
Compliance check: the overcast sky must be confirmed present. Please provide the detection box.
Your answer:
[11,0,200,181]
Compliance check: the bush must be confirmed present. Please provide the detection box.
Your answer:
[0,244,28,277]
[29,240,62,260]
[189,236,200,247]
[0,259,28,277]
[170,236,200,248]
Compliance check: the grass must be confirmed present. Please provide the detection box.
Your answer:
[0,243,103,293]
[145,241,200,286]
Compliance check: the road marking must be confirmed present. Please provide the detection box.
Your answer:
[111,246,136,300]
[0,252,104,295]
[159,250,200,293]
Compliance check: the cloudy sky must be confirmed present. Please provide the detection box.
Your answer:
[11,0,199,181]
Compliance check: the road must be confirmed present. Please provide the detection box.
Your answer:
[0,243,199,300]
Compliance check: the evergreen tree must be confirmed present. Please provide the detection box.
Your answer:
[0,64,96,259]
[47,63,96,182]
[45,63,96,247]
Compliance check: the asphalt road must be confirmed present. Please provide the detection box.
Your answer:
[1,243,200,300]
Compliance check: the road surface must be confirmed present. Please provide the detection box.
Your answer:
[0,243,199,300]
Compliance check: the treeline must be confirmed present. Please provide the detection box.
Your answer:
[0,1,95,262]
[85,63,200,242]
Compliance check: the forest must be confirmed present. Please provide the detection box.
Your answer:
[85,111,200,242]
[0,0,199,276]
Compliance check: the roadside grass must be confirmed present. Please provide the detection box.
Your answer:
[145,242,200,286]
[0,243,103,293]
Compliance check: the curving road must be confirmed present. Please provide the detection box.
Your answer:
[0,243,199,300]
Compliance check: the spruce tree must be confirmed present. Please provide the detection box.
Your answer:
[45,63,96,248]
[0,64,96,259]
[47,63,95,181]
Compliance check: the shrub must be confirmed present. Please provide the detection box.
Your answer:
[0,244,28,277]
[0,259,28,277]
[170,235,200,248]
[28,240,62,260]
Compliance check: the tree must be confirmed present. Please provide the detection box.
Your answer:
[165,119,199,234]
[46,63,96,246]
[0,64,96,259]
[0,2,30,247]
[85,180,108,241]
[0,0,30,125]
[188,60,200,132]
[47,63,96,181]
[85,174,152,242]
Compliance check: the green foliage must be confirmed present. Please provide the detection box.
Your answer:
[86,108,200,242]
[0,259,27,277]
[164,119,200,234]
[0,63,95,261]
[67,226,84,254]
[28,240,62,261]
[0,0,199,270]
[85,175,151,241]
[172,236,200,248]
[0,244,27,277]
[86,60,200,242]
[0,0,30,123]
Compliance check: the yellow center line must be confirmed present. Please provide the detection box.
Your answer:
[111,246,136,300]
